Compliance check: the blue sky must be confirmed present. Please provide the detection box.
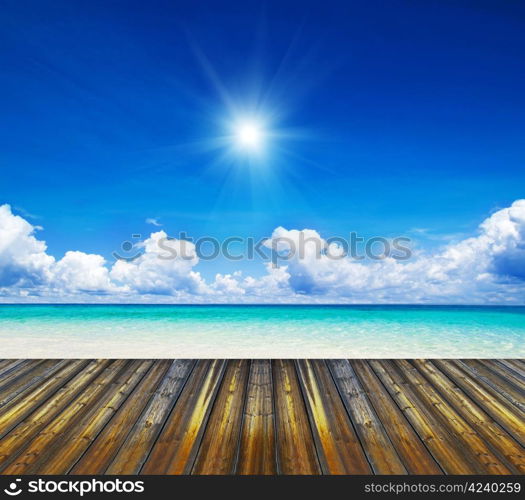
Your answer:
[1,1,525,302]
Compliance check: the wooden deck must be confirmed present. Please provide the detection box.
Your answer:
[0,359,523,475]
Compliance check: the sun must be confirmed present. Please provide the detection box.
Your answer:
[234,120,264,152]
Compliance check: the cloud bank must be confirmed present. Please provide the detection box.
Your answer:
[1,201,525,303]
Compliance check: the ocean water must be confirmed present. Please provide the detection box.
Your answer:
[0,304,523,358]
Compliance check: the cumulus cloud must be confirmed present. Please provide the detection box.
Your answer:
[0,206,204,299]
[1,201,525,303]
[0,204,54,289]
[53,251,114,293]
[212,271,246,296]
[110,231,208,295]
[261,200,525,303]
[0,205,117,297]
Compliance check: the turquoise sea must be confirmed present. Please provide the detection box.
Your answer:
[0,304,523,358]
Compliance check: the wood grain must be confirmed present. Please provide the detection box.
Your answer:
[192,360,249,474]
[236,360,276,475]
[0,358,522,475]
[273,360,321,474]
[141,360,226,474]
[104,360,195,475]
[328,360,407,474]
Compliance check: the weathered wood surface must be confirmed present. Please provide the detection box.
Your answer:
[0,359,522,475]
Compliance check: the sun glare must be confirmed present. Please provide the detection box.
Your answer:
[234,120,264,151]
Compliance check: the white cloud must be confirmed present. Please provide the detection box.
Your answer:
[1,201,525,303]
[0,204,54,289]
[0,205,116,297]
[53,251,114,293]
[145,217,162,227]
[212,272,246,296]
[260,200,525,303]
[109,231,208,295]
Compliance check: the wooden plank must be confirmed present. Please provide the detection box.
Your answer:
[0,360,90,439]
[485,360,525,387]
[412,359,525,474]
[369,360,485,474]
[0,360,68,409]
[0,361,27,381]
[497,360,525,380]
[0,360,113,471]
[296,359,371,474]
[29,361,154,474]
[70,360,173,474]
[105,360,195,475]
[272,360,320,474]
[394,360,512,474]
[0,359,130,474]
[434,360,525,446]
[351,360,442,474]
[461,360,525,412]
[192,360,249,474]
[0,361,42,393]
[327,360,407,474]
[0,361,16,374]
[141,360,226,474]
[0,358,522,476]
[236,360,276,475]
